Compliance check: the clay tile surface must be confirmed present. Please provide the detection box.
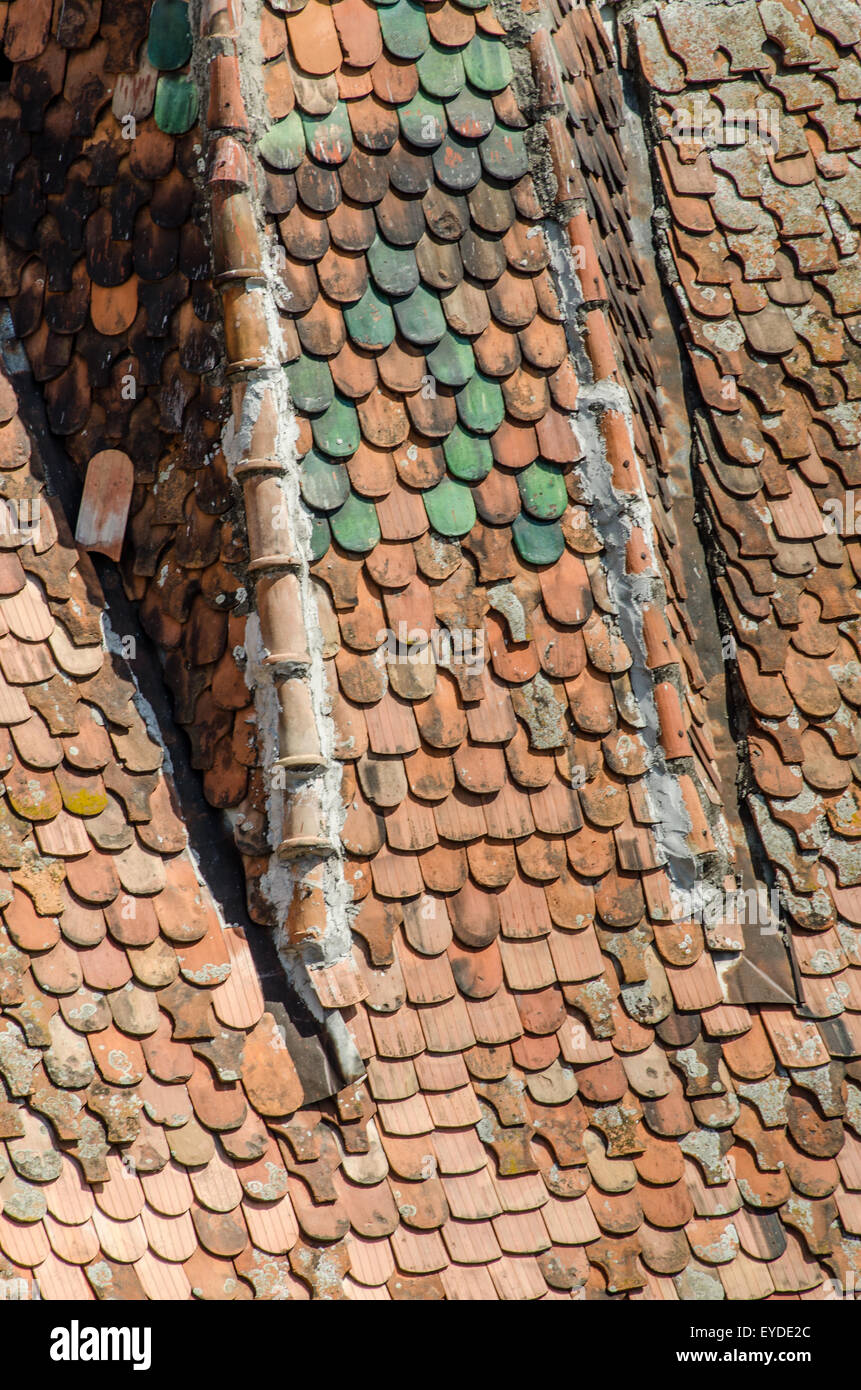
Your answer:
[3,0,861,1305]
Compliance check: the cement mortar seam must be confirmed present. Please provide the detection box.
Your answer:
[496,0,712,901]
[188,0,364,1083]
[621,6,790,936]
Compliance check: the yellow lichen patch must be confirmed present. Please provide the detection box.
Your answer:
[61,787,109,818]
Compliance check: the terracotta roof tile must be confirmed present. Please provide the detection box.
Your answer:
[3,0,861,1303]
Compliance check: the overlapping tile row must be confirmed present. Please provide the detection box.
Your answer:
[203,0,855,1300]
[6,0,861,1303]
[0,363,326,1300]
[530,0,693,708]
[629,7,861,1005]
[532,0,662,470]
[531,0,769,909]
[596,0,861,1296]
[0,0,266,910]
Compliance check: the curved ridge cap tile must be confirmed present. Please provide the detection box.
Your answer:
[204,5,339,938]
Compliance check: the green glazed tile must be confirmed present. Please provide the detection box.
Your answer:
[446,87,495,139]
[310,395,360,459]
[308,515,332,562]
[416,42,465,100]
[378,0,430,60]
[368,237,420,297]
[442,424,493,481]
[300,103,353,166]
[147,0,192,71]
[456,371,505,435]
[343,284,396,351]
[154,75,198,134]
[517,460,567,520]
[300,450,351,512]
[330,493,381,554]
[463,33,514,94]
[512,514,565,566]
[398,93,445,149]
[480,124,529,182]
[423,477,476,537]
[432,132,482,192]
[286,355,334,415]
[426,332,475,389]
[393,283,446,346]
[258,111,305,171]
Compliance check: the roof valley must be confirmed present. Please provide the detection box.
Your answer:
[575,2,799,1000]
[516,0,797,1001]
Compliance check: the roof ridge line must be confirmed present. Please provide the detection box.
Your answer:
[192,0,366,1087]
